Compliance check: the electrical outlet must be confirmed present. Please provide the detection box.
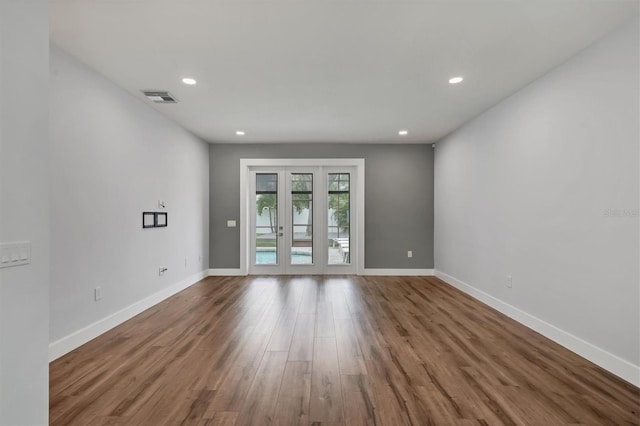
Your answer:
[407,250,413,258]
[159,267,168,276]
[507,275,513,288]
[94,286,102,301]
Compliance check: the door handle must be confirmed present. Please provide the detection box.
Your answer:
[278,233,283,237]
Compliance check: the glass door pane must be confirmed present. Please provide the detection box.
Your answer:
[249,165,357,275]
[255,173,278,265]
[291,173,313,265]
[327,173,350,265]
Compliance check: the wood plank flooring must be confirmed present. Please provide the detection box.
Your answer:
[50,275,640,425]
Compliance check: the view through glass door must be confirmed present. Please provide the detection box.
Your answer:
[249,166,355,275]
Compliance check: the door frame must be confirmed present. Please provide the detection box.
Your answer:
[240,158,365,275]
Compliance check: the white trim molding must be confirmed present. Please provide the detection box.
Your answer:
[209,268,246,276]
[361,269,434,276]
[49,270,208,362]
[207,269,434,277]
[434,269,640,387]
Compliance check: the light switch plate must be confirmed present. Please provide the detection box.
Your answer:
[227,220,237,228]
[0,242,31,269]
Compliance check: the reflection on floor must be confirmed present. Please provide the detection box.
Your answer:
[50,275,639,425]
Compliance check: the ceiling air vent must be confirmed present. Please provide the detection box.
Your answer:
[142,90,178,103]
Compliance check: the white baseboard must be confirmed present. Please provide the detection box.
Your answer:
[361,268,434,276]
[49,270,208,362]
[434,269,640,387]
[206,268,434,277]
[208,268,245,276]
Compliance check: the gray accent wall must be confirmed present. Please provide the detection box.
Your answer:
[209,144,434,269]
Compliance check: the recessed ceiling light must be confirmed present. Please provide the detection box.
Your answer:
[449,76,464,84]
[236,131,245,136]
[182,77,197,85]
[398,130,408,136]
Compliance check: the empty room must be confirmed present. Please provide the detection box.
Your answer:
[0,0,638,425]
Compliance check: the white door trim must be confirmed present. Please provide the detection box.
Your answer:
[240,158,365,275]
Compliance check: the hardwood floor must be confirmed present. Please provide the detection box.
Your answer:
[50,276,640,425]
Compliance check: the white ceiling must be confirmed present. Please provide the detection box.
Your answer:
[50,0,638,144]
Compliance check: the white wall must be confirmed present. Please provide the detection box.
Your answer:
[49,46,209,356]
[435,19,639,385]
[0,1,50,424]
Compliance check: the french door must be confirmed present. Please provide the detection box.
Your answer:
[249,166,356,275]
